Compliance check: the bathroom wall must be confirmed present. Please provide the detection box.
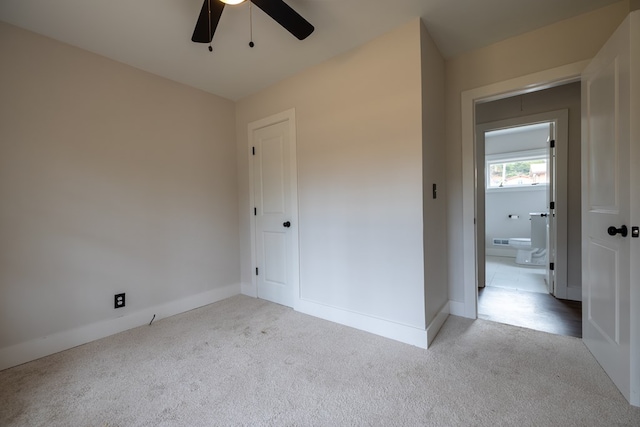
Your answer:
[485,193,547,256]
[484,124,550,155]
[484,125,549,256]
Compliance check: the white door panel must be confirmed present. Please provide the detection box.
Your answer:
[582,13,634,404]
[259,136,286,214]
[251,115,298,308]
[263,231,287,284]
[587,239,620,344]
[588,60,618,209]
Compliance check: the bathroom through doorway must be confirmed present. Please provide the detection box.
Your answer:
[479,119,560,294]
[474,83,581,337]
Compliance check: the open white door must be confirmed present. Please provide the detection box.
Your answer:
[581,12,639,406]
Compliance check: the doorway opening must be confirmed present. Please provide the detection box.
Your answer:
[473,85,581,337]
[460,17,638,405]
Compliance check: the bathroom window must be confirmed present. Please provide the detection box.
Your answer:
[486,149,548,190]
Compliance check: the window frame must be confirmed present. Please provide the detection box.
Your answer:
[485,148,549,192]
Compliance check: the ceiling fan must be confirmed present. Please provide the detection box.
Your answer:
[191,0,314,47]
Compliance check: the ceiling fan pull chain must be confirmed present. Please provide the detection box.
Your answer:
[208,0,213,52]
[249,1,255,48]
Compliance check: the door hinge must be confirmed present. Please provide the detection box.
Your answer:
[254,207,257,216]
[255,267,259,276]
[550,139,555,148]
[550,263,555,271]
[550,201,555,210]
[252,147,255,155]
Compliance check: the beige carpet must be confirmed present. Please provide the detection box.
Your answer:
[1,295,638,426]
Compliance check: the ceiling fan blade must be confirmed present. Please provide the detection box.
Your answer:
[191,0,225,43]
[251,0,314,40]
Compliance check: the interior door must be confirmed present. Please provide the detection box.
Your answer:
[252,119,297,308]
[581,13,632,403]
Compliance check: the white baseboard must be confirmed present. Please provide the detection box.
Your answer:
[0,283,241,371]
[296,299,428,349]
[448,300,467,317]
[426,302,449,346]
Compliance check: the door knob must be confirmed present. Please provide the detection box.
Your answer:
[283,221,291,228]
[607,225,628,237]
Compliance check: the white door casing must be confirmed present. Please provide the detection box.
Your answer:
[460,61,587,319]
[248,109,299,308]
[581,13,635,405]
[547,121,557,295]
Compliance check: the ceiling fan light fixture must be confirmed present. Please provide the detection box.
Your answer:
[192,0,314,44]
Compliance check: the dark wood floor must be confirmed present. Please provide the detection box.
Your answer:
[478,286,582,338]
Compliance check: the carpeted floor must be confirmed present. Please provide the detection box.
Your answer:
[1,295,638,426]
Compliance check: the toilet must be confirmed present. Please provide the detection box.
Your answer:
[508,213,548,266]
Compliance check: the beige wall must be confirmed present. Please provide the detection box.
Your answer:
[445,2,630,303]
[236,19,429,329]
[420,22,448,326]
[0,23,239,353]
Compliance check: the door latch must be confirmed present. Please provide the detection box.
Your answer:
[632,226,639,238]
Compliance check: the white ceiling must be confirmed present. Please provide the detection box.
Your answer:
[0,0,622,101]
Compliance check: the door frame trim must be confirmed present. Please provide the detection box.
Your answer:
[247,108,300,308]
[459,60,589,319]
